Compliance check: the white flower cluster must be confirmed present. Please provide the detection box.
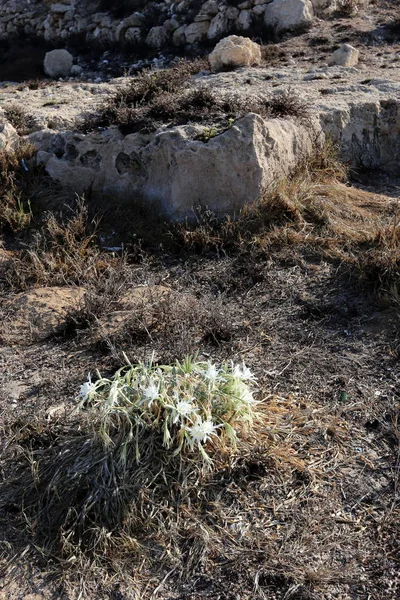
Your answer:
[76,357,257,462]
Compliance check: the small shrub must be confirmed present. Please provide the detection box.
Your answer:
[335,0,362,17]
[80,59,209,132]
[81,60,309,135]
[261,45,287,65]
[267,89,310,120]
[3,105,35,135]
[1,356,259,565]
[385,18,400,42]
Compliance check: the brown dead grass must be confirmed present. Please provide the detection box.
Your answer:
[0,142,37,232]
[5,198,120,290]
[0,140,399,599]
[2,388,389,598]
[172,142,400,303]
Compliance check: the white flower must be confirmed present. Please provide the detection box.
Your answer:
[187,418,221,446]
[140,381,159,407]
[173,399,198,424]
[203,362,220,383]
[232,362,255,381]
[238,386,256,405]
[77,373,96,401]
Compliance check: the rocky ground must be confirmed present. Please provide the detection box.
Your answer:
[0,5,399,131]
[0,2,399,600]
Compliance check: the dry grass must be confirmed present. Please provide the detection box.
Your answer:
[0,140,399,598]
[2,385,383,597]
[172,140,400,302]
[69,285,235,363]
[336,0,363,17]
[0,142,38,232]
[5,198,119,290]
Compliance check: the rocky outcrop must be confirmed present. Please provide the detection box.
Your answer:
[30,114,319,219]
[25,64,400,219]
[209,36,262,71]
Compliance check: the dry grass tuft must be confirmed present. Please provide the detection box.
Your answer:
[0,142,37,232]
[5,198,119,290]
[335,0,363,17]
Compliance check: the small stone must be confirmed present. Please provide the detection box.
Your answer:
[70,64,82,76]
[329,44,360,68]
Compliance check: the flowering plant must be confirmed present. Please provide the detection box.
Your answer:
[77,355,258,464]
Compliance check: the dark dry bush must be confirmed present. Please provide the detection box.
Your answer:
[3,105,35,135]
[261,44,287,64]
[80,59,209,132]
[267,89,310,119]
[82,63,310,134]
[335,0,362,17]
[385,18,400,41]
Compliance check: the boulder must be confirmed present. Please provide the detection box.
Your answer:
[264,0,314,32]
[30,113,318,220]
[0,120,19,150]
[209,35,262,71]
[184,21,209,44]
[43,48,73,78]
[124,27,142,45]
[207,13,229,39]
[146,26,169,49]
[329,44,360,68]
[236,9,253,30]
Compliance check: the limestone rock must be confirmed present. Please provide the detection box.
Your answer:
[184,21,209,44]
[264,0,314,32]
[70,64,82,76]
[0,120,19,149]
[207,13,229,39]
[329,44,360,68]
[43,48,73,78]
[30,113,318,220]
[236,9,253,30]
[50,4,71,14]
[124,27,142,45]
[209,35,262,71]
